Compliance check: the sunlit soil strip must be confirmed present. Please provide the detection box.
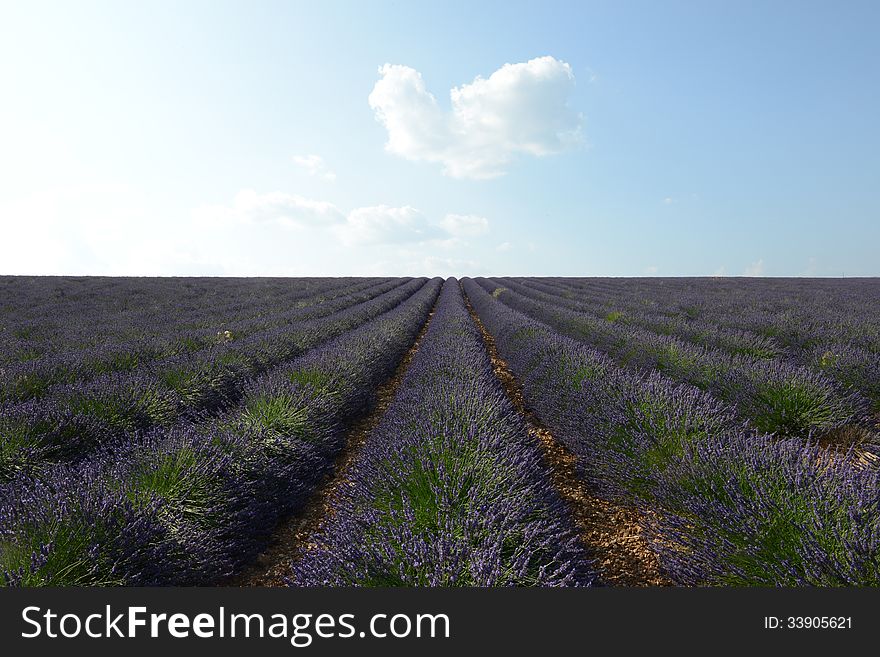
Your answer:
[815,424,879,468]
[229,304,438,587]
[462,284,671,587]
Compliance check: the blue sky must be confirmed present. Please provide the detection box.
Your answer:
[1,0,878,276]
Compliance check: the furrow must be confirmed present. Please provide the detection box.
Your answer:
[461,282,669,586]
[230,303,439,586]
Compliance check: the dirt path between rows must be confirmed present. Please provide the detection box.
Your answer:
[228,304,438,587]
[461,284,671,587]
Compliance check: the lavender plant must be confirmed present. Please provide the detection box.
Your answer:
[1,278,442,585]
[463,277,880,586]
[292,280,594,587]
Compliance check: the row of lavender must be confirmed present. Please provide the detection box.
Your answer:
[507,277,880,413]
[523,276,880,354]
[292,280,594,586]
[479,278,875,441]
[0,277,402,401]
[463,278,880,585]
[0,279,442,585]
[0,279,426,484]
[0,277,372,365]
[513,277,787,359]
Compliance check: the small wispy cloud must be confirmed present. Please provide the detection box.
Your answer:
[336,205,441,245]
[743,259,765,277]
[662,197,675,205]
[496,241,513,252]
[644,265,659,275]
[194,189,346,230]
[196,188,493,253]
[292,154,336,182]
[438,213,489,237]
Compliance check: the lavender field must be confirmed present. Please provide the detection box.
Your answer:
[1,276,878,587]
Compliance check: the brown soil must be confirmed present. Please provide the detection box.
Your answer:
[816,424,879,468]
[228,304,437,587]
[461,284,671,587]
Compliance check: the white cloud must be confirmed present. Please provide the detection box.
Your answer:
[368,56,583,179]
[432,237,466,250]
[644,265,659,275]
[194,189,346,230]
[496,241,513,252]
[663,197,675,205]
[292,154,336,182]
[335,205,442,246]
[743,259,765,277]
[198,191,488,247]
[438,213,490,237]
